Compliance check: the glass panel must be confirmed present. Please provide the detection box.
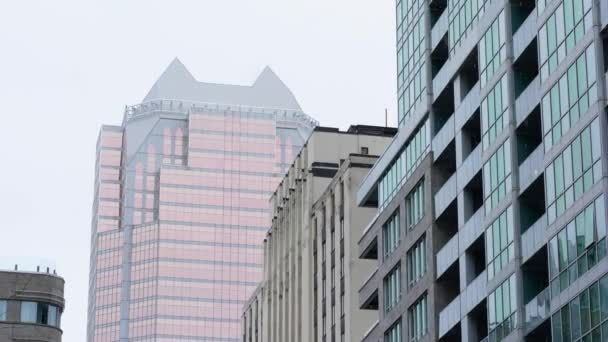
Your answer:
[21,302,37,322]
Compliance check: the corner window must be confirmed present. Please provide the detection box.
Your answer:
[21,301,37,322]
[20,301,61,327]
[0,300,6,320]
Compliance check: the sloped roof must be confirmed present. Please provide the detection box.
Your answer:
[143,58,302,111]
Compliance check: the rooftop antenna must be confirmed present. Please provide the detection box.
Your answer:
[385,109,388,127]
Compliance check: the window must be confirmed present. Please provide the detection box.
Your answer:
[483,140,512,214]
[479,11,507,87]
[552,273,608,341]
[488,274,517,342]
[383,212,401,259]
[538,0,593,81]
[21,301,37,322]
[406,180,425,230]
[545,118,602,224]
[378,120,430,209]
[541,43,598,150]
[448,0,490,53]
[384,265,401,312]
[407,236,426,287]
[486,207,514,279]
[384,320,402,342]
[481,74,509,149]
[0,300,6,320]
[361,146,369,155]
[397,10,426,124]
[409,294,428,341]
[549,195,607,297]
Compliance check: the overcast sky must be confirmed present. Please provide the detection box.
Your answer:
[0,1,396,340]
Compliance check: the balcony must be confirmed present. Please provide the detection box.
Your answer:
[454,82,481,131]
[435,173,457,218]
[602,0,608,30]
[436,233,459,279]
[521,215,547,262]
[432,114,455,160]
[431,9,448,51]
[524,287,551,333]
[518,144,543,193]
[459,207,484,251]
[515,76,540,126]
[361,320,379,342]
[512,11,537,61]
[358,211,379,259]
[359,269,379,310]
[439,295,461,338]
[457,144,482,193]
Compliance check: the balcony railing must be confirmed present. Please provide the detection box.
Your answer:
[521,214,547,262]
[457,143,482,192]
[515,76,540,126]
[432,114,455,159]
[519,143,544,193]
[437,233,459,278]
[524,286,551,332]
[512,11,537,60]
[431,9,449,50]
[459,206,484,250]
[434,173,457,218]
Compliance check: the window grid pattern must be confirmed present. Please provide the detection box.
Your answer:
[384,265,401,313]
[384,320,402,342]
[448,0,491,53]
[545,118,602,225]
[378,120,431,210]
[383,212,401,260]
[481,74,509,150]
[486,206,514,280]
[0,300,5,321]
[396,0,426,125]
[483,141,512,215]
[542,43,598,150]
[549,195,607,297]
[408,294,428,341]
[406,181,425,230]
[407,236,426,287]
[551,273,608,341]
[479,11,506,87]
[538,0,593,82]
[488,274,517,342]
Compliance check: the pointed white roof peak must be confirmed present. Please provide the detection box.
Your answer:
[142,60,302,111]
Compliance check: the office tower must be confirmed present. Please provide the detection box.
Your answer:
[87,59,317,342]
[357,1,608,341]
[0,261,65,341]
[240,126,396,342]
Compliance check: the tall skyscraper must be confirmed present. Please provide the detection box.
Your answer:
[87,59,317,342]
[357,1,608,342]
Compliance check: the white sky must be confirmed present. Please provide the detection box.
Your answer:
[0,1,396,340]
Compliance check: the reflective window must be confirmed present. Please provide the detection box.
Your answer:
[541,43,598,150]
[21,302,37,322]
[486,206,514,279]
[479,11,507,87]
[384,319,402,342]
[481,74,509,149]
[409,294,428,341]
[378,120,430,209]
[383,212,401,260]
[384,265,401,313]
[545,118,602,224]
[552,273,608,341]
[549,195,607,297]
[538,0,593,81]
[0,300,6,320]
[20,301,61,327]
[488,274,517,341]
[448,0,490,53]
[407,236,426,287]
[406,180,425,230]
[483,140,512,214]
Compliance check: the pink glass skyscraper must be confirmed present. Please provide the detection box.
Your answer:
[88,59,317,342]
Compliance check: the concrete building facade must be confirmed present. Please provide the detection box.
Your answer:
[0,264,65,342]
[357,1,608,342]
[241,126,396,342]
[87,59,317,342]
